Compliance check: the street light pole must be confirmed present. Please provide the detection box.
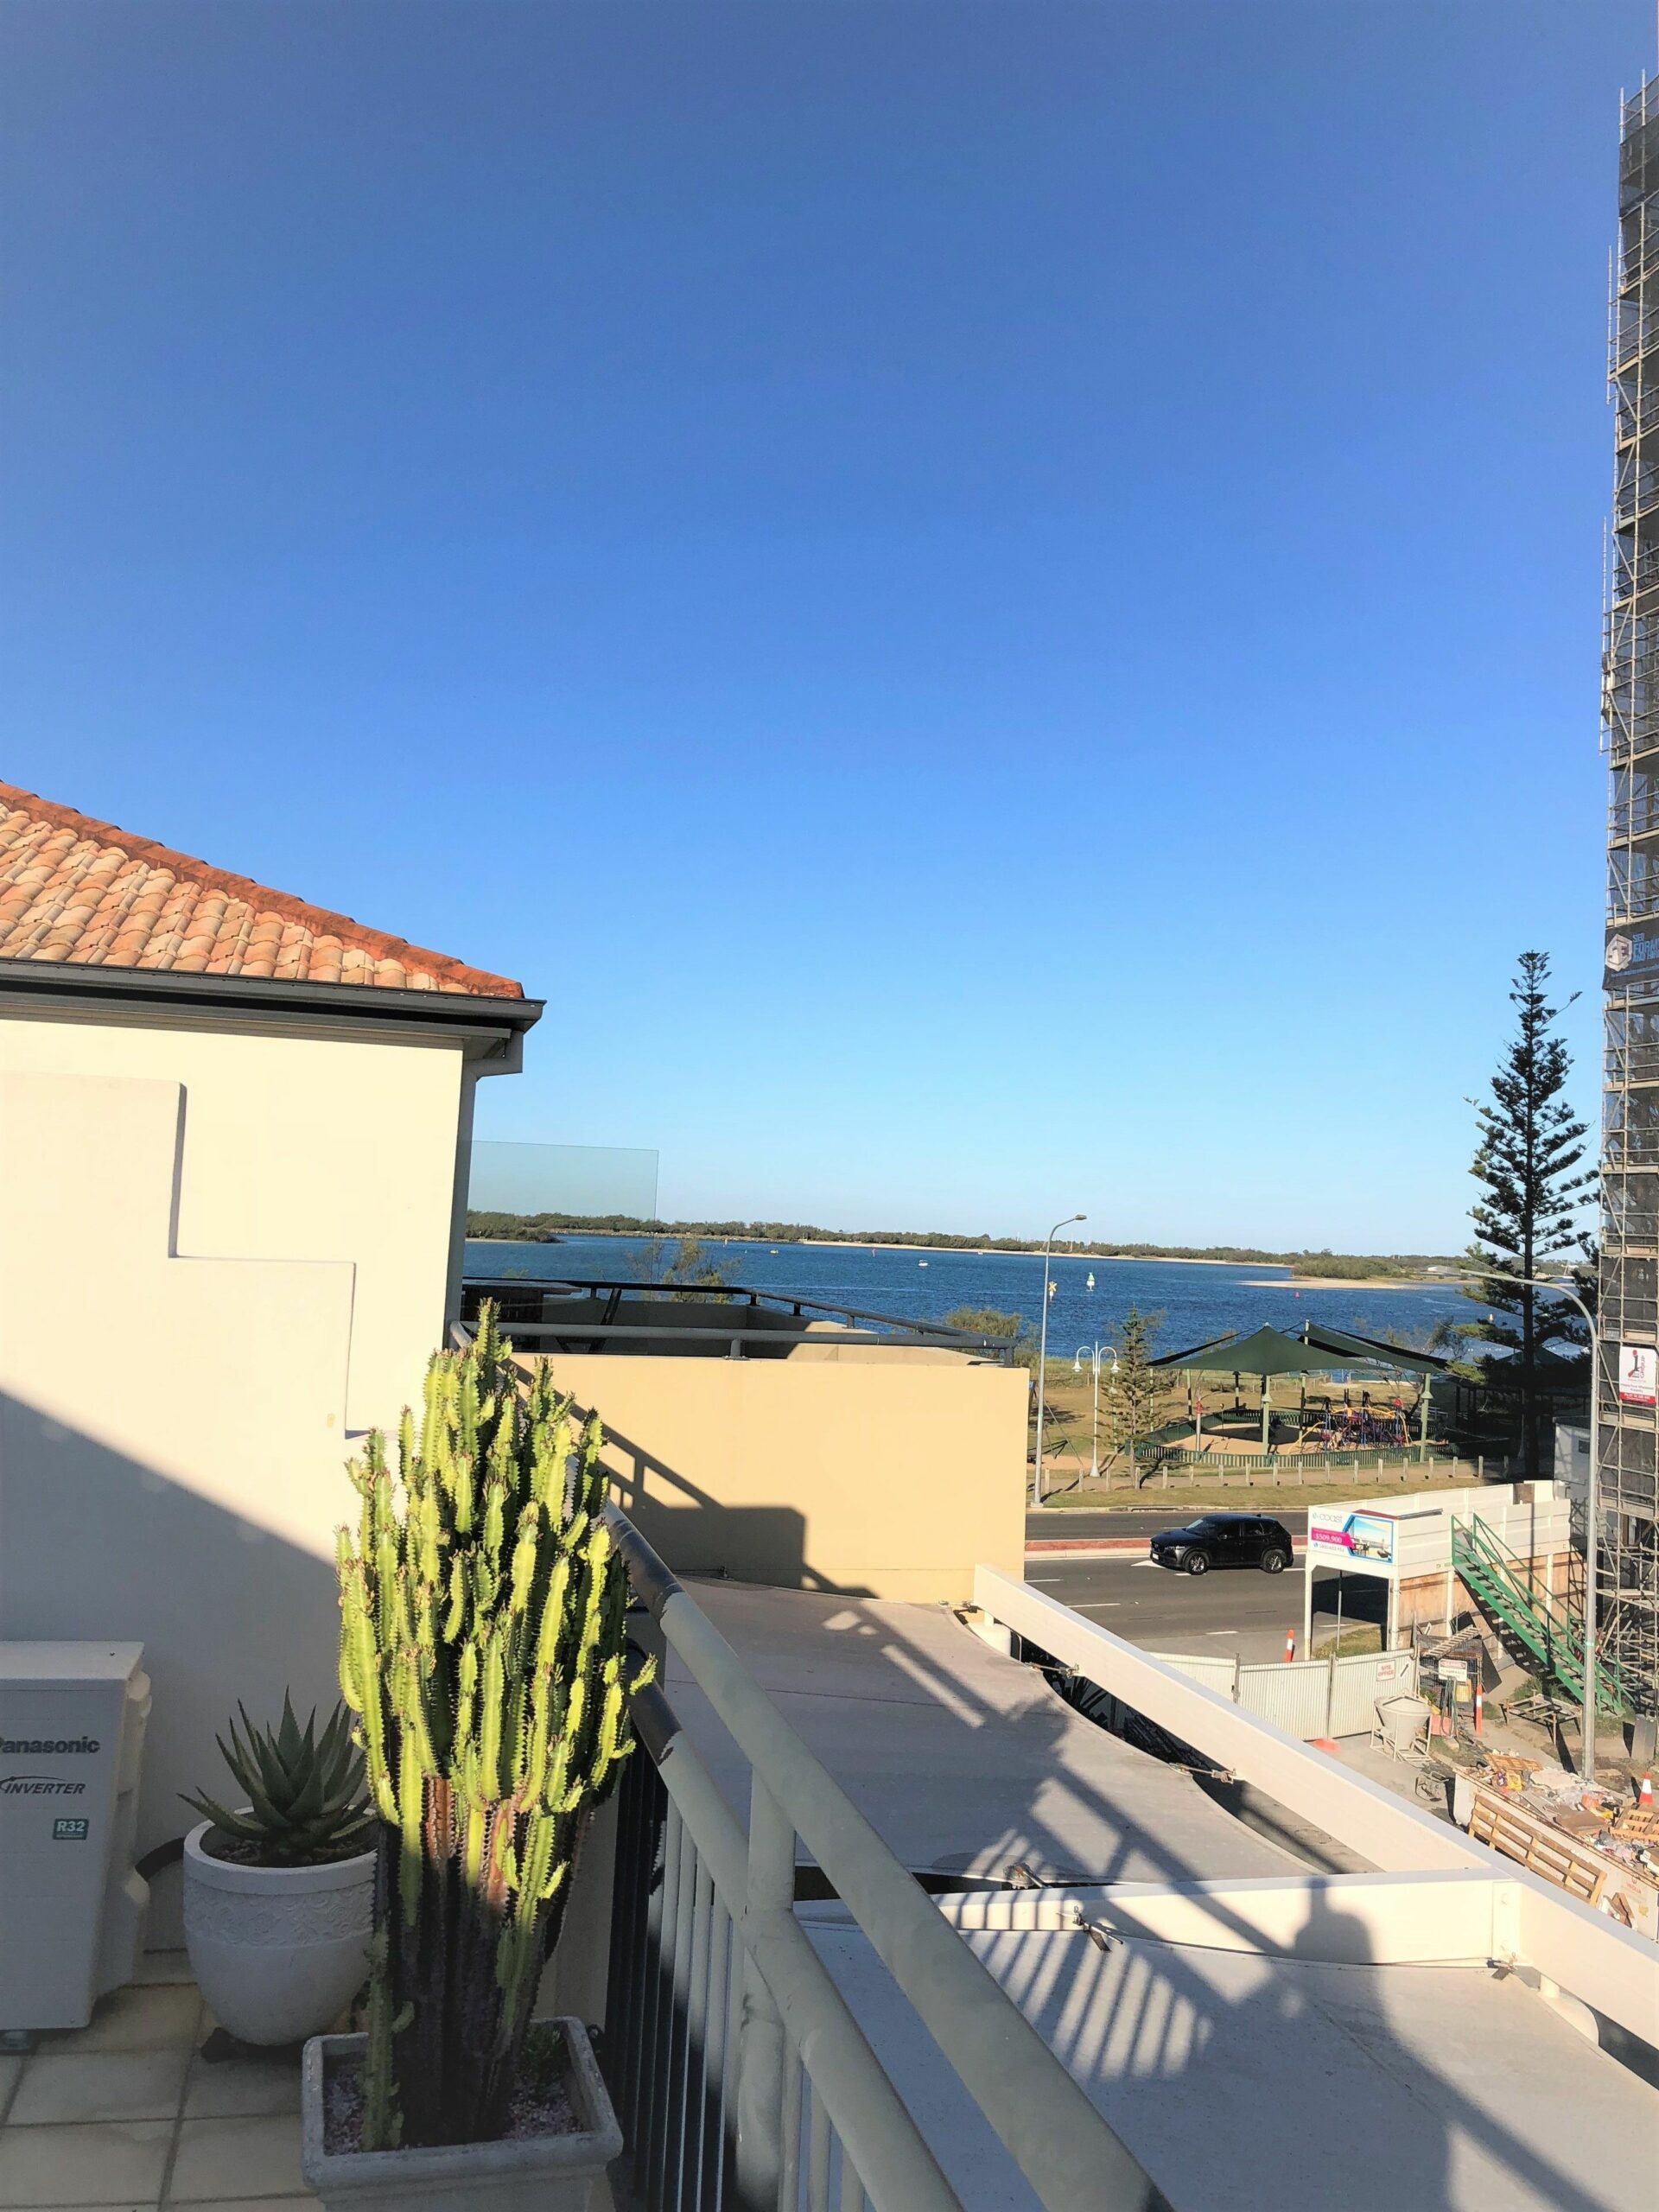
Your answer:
[1074,1343,1121,1479]
[1033,1212,1085,1507]
[1451,1270,1602,1782]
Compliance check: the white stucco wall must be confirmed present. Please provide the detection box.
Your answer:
[0,1008,478,1936]
[0,1011,467,1430]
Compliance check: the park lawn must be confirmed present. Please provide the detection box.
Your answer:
[1035,1471,1465,1513]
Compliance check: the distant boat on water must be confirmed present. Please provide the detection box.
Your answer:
[1086,1271,1096,1289]
[918,1259,928,1268]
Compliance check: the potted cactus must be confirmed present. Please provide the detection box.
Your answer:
[301,1307,649,2211]
[182,1696,375,2046]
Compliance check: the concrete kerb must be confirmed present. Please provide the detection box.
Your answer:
[972,1564,1659,2050]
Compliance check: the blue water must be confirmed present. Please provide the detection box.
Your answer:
[464,1236,1477,1360]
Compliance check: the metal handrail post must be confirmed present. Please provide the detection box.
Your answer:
[733,1771,793,2212]
[632,1688,963,2212]
[611,1510,1166,2212]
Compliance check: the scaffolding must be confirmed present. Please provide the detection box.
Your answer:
[1599,80,1659,1719]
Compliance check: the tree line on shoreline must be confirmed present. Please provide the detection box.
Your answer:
[464,1211,1453,1280]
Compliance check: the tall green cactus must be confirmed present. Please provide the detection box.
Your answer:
[334,1304,652,2147]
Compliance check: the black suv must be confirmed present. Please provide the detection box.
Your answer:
[1148,1513,1294,1577]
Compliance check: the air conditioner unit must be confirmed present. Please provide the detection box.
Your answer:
[0,1643,150,2033]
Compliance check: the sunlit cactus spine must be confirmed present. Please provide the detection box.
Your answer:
[335,1302,652,2148]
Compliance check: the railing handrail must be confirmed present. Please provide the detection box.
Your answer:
[607,1504,1169,2212]
[628,1683,963,2212]
[461,1273,1014,1359]
[473,1320,985,1351]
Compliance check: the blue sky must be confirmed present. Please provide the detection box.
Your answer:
[1,2,1645,1249]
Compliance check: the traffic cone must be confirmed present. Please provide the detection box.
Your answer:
[1641,1772,1654,1811]
[1284,1630,1296,1664]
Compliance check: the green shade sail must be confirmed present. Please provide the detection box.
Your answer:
[1153,1324,1357,1377]
[1294,1321,1454,1378]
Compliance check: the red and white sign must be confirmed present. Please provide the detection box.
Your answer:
[1619,1344,1657,1407]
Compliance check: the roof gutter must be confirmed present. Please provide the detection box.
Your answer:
[0,957,543,1058]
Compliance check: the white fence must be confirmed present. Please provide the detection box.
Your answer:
[1160,1649,1416,1738]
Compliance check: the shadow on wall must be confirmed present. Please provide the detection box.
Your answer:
[0,1389,342,1945]
[563,1398,874,1600]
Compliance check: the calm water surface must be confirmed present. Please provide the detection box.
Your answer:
[464,1236,1478,1359]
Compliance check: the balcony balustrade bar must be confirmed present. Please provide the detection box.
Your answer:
[463,1274,1014,1360]
[607,1507,1170,2212]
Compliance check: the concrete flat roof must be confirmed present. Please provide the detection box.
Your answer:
[667,1580,1300,1883]
[806,1915,1659,2212]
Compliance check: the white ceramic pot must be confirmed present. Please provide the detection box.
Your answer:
[301,2022,622,2211]
[182,1821,374,2046]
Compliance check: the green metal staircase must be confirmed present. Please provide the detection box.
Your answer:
[1450,1515,1628,1714]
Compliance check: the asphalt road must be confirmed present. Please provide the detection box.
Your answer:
[1026,1505,1310,1545]
[1021,1551,1383,1664]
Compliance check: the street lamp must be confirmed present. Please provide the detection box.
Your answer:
[1033,1212,1085,1507]
[1073,1343,1120,1480]
[1448,1270,1603,1782]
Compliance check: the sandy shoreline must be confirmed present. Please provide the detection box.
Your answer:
[1246,1275,1437,1292]
[467,1230,1452,1281]
[471,1233,1281,1269]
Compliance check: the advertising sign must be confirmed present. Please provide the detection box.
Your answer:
[1605,922,1659,992]
[1619,1344,1658,1408]
[1306,1511,1395,1566]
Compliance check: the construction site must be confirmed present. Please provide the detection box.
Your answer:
[1600,77,1659,1729]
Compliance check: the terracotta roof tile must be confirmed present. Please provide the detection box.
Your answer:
[0,783,523,1000]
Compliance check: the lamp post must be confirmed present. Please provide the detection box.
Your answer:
[1033,1212,1085,1506]
[1073,1343,1120,1480]
[1450,1270,1602,1782]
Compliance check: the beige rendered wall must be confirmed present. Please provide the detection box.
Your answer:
[0,1010,466,1431]
[0,1015,470,1936]
[531,1349,1028,1602]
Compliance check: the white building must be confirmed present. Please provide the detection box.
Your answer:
[0,781,540,1929]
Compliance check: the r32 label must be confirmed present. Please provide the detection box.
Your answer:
[52,1818,89,1841]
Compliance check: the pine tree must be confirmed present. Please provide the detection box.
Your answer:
[1465,952,1596,1476]
[1104,1305,1167,1465]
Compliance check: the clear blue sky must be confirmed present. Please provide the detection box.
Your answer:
[2,3,1645,1249]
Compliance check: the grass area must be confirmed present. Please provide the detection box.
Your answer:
[1310,1623,1386,1656]
[1033,1371,1440,1468]
[1035,1472,1464,1512]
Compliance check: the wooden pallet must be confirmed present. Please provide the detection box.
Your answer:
[1468,1789,1607,1905]
[1480,1753,1541,1786]
[1611,1806,1659,1843]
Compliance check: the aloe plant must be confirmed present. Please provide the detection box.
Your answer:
[335,1303,651,2149]
[183,1695,372,1866]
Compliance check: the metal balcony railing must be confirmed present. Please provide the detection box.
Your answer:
[1605,1041,1659,1084]
[460,1274,1016,1362]
[1610,791,1659,840]
[1614,449,1659,527]
[1607,870,1659,923]
[602,1510,1166,2212]
[1604,1126,1659,1171]
[1611,298,1659,375]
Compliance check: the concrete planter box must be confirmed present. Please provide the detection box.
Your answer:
[300,2021,622,2212]
[181,1821,374,2047]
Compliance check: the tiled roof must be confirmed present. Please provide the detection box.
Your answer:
[0,783,524,999]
